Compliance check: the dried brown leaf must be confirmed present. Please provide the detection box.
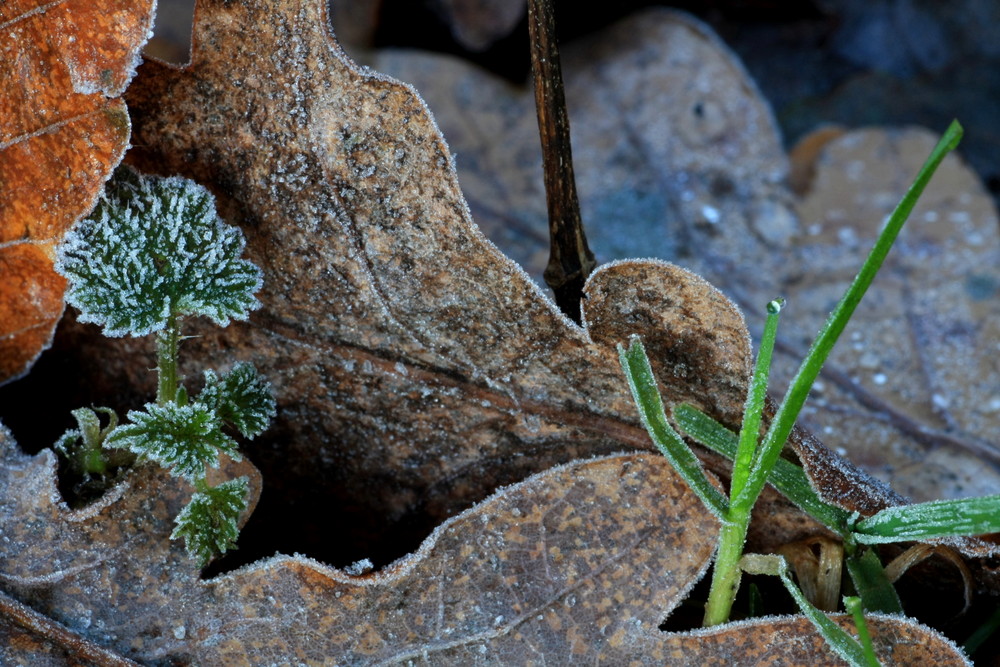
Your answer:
[370,11,1000,526]
[0,0,154,384]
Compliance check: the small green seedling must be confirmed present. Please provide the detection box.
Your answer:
[54,166,276,566]
[621,120,1000,664]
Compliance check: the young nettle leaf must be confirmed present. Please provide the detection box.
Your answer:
[105,402,241,481]
[171,477,249,567]
[54,166,273,566]
[55,165,262,337]
[200,362,277,438]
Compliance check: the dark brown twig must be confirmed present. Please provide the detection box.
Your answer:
[528,0,596,323]
[0,587,141,667]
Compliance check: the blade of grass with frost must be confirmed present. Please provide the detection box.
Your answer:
[703,299,783,627]
[736,119,963,514]
[672,403,853,535]
[853,494,1000,544]
[845,548,903,613]
[741,554,880,667]
[618,337,728,517]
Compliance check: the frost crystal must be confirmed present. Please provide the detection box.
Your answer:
[199,362,277,438]
[56,166,262,337]
[171,477,249,567]
[105,402,241,481]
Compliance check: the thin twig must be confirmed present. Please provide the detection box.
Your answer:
[0,587,141,666]
[528,0,596,323]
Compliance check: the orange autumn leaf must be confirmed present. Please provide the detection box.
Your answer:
[0,0,155,384]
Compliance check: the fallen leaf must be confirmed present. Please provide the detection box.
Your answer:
[0,0,155,384]
[0,428,969,664]
[370,9,796,296]
[368,10,1000,510]
[119,0,818,570]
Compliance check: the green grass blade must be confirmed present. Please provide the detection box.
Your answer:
[741,554,879,667]
[730,299,783,500]
[845,548,903,614]
[746,121,964,508]
[845,596,881,667]
[854,494,1000,544]
[618,337,728,517]
[673,404,853,535]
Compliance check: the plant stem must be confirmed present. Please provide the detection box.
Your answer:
[156,312,180,405]
[528,0,596,323]
[704,512,751,625]
[704,300,782,626]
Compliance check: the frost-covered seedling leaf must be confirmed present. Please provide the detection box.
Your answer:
[56,166,263,337]
[200,363,277,438]
[171,477,249,567]
[854,495,1000,544]
[105,402,240,481]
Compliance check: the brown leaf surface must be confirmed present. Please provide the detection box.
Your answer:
[0,428,969,665]
[119,0,811,568]
[369,10,1000,510]
[0,0,979,663]
[0,0,154,384]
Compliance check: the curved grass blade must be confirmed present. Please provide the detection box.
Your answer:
[618,337,728,517]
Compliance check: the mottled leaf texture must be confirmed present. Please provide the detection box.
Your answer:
[368,12,1000,511]
[0,429,969,664]
[0,0,155,383]
[0,0,978,663]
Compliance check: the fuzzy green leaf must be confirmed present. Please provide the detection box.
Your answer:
[56,166,262,337]
[199,362,277,438]
[171,477,249,566]
[854,494,1000,544]
[104,402,240,481]
[618,336,728,518]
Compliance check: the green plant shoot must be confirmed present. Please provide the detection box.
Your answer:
[55,166,276,566]
[619,120,987,656]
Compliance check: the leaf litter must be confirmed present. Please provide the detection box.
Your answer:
[0,0,155,384]
[0,0,988,663]
[370,7,1000,511]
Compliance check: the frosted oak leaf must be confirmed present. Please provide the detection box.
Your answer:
[56,166,262,337]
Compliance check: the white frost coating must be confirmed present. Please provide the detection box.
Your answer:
[581,257,750,353]
[56,167,263,338]
[670,612,973,666]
